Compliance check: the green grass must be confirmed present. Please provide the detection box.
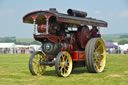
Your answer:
[0,54,128,85]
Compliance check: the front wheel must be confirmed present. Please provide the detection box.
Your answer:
[55,51,73,77]
[29,51,46,75]
[85,38,106,73]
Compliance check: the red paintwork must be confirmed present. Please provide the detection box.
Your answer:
[80,26,90,48]
[70,51,78,61]
[31,16,37,20]
[70,51,85,61]
[61,33,78,52]
[37,25,46,33]
[77,26,90,48]
[23,11,54,21]
[70,33,77,50]
[79,51,85,61]
[61,43,71,52]
[34,34,65,43]
[23,9,107,67]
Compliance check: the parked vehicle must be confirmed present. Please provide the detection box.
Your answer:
[23,8,108,77]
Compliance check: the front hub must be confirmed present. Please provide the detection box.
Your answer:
[42,42,54,55]
[42,41,62,56]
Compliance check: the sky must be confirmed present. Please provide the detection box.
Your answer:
[0,0,128,38]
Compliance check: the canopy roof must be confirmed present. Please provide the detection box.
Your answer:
[0,43,15,48]
[23,10,107,27]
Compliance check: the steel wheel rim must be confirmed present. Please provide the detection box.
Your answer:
[93,39,106,72]
[32,52,46,75]
[58,52,72,77]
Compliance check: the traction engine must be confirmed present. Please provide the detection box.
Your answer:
[23,8,107,77]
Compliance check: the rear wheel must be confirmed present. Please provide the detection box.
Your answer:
[55,51,73,77]
[29,51,46,75]
[85,38,106,73]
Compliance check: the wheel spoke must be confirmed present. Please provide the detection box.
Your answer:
[32,61,38,66]
[100,52,105,56]
[33,66,39,73]
[60,57,63,62]
[95,64,99,71]
[62,55,65,62]
[65,57,68,62]
[37,67,40,73]
[36,54,40,59]
[59,63,64,68]
[59,66,63,73]
[33,58,38,62]
[95,45,102,52]
[93,53,97,59]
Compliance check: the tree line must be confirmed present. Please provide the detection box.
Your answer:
[0,37,41,45]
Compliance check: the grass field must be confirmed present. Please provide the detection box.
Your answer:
[0,54,128,85]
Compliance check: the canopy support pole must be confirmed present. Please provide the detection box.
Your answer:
[46,19,49,34]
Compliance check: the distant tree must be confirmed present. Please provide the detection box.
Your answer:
[120,35,128,38]
[0,37,42,45]
[105,40,114,42]
[15,42,29,45]
[118,40,128,45]
[0,37,16,43]
[30,41,41,45]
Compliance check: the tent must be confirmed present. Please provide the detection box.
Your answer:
[105,42,118,54]
[0,43,15,54]
[0,43,15,48]
[105,42,117,48]
[29,45,41,51]
[119,44,128,51]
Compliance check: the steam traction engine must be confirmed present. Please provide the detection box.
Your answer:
[23,8,107,77]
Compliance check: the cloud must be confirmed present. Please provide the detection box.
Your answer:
[0,8,15,17]
[120,10,128,17]
[95,10,101,14]
[0,0,4,4]
[124,0,128,7]
[0,0,4,7]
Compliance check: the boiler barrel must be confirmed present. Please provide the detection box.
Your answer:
[67,9,87,17]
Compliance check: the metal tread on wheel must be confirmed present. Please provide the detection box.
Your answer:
[85,38,106,73]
